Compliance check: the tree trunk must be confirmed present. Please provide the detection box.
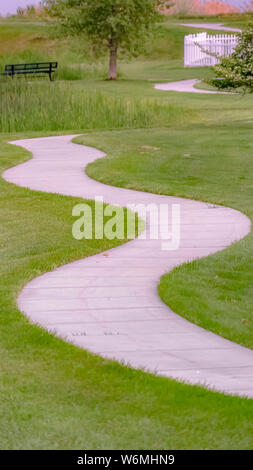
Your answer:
[108,39,117,80]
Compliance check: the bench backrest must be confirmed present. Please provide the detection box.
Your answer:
[5,62,58,72]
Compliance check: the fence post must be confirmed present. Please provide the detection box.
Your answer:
[184,33,238,67]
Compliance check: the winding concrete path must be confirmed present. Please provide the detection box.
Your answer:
[155,79,230,94]
[3,135,253,397]
[156,22,241,95]
[180,23,242,33]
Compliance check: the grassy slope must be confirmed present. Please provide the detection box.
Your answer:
[0,22,49,55]
[1,16,253,449]
[0,20,219,82]
[0,21,106,80]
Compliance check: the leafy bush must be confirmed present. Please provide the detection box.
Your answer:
[209,26,253,91]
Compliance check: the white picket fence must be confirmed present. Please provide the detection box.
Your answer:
[184,32,238,67]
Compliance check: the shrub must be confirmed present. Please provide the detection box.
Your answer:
[209,26,253,91]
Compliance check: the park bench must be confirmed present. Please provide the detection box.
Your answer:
[1,62,58,81]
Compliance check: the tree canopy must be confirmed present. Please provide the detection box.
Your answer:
[44,0,171,79]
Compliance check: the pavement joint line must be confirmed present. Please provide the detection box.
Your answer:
[4,134,253,397]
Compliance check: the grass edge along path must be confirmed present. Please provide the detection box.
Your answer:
[75,124,253,352]
[0,132,253,449]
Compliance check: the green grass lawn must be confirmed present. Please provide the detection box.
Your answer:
[1,15,253,449]
[1,134,253,450]
[0,80,194,133]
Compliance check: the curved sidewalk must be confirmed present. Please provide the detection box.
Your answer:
[180,23,242,33]
[3,135,253,397]
[155,79,230,94]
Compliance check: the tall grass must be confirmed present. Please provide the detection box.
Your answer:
[0,80,192,132]
[0,49,107,81]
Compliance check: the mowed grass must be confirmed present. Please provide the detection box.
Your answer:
[76,121,253,350]
[1,15,253,449]
[1,135,253,450]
